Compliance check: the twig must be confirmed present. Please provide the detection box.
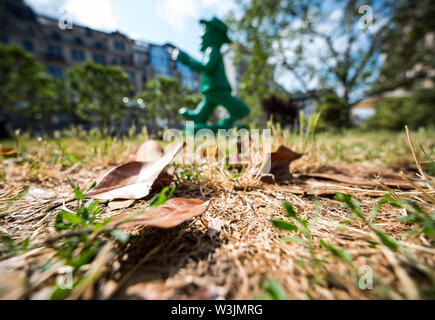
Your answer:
[399,172,434,203]
[405,126,433,191]
[44,198,76,213]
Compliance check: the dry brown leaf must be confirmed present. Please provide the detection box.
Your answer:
[108,200,135,211]
[262,146,303,183]
[126,140,163,163]
[0,146,17,157]
[111,198,209,229]
[86,143,182,200]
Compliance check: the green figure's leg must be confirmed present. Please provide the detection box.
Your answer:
[207,91,250,127]
[179,97,216,123]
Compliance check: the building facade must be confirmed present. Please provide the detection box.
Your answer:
[0,0,200,93]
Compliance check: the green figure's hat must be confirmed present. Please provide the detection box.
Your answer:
[199,17,231,43]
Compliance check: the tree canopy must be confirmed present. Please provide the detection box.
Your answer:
[135,76,201,128]
[227,0,434,127]
[0,44,58,122]
[66,61,134,128]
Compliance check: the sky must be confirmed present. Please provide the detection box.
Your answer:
[24,0,378,100]
[25,0,236,59]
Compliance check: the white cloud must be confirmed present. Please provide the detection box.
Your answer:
[199,0,235,16]
[25,0,64,16]
[27,0,119,31]
[157,0,236,30]
[157,0,200,30]
[63,0,119,31]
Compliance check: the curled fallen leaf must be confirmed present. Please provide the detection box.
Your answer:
[86,142,182,200]
[0,146,17,157]
[110,198,209,229]
[261,146,302,183]
[126,140,163,163]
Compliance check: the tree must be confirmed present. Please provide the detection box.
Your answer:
[316,92,350,130]
[363,88,435,130]
[0,44,57,132]
[135,76,201,128]
[66,61,134,129]
[229,41,281,125]
[261,95,299,127]
[373,0,435,94]
[228,0,395,128]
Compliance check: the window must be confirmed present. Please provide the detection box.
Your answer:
[93,54,106,64]
[47,66,63,79]
[51,32,61,41]
[94,41,104,50]
[22,39,34,52]
[177,62,198,90]
[114,41,125,51]
[71,49,85,61]
[74,37,83,46]
[127,71,135,84]
[48,45,63,58]
[150,46,170,77]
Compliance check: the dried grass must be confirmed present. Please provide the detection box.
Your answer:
[0,127,434,300]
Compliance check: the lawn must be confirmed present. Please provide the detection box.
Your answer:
[0,125,434,300]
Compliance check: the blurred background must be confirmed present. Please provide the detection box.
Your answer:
[0,0,434,137]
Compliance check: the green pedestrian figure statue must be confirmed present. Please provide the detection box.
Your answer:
[173,17,250,131]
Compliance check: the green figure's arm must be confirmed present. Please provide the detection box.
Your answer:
[178,47,219,73]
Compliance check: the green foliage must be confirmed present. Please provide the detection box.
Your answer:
[228,0,389,120]
[363,88,435,130]
[298,111,321,144]
[318,240,354,269]
[54,180,102,233]
[273,200,324,284]
[149,185,176,208]
[258,277,286,300]
[316,93,351,129]
[135,76,201,127]
[373,0,435,93]
[66,61,134,128]
[335,192,435,297]
[0,44,59,123]
[420,146,435,177]
[269,219,298,232]
[396,199,435,239]
[0,236,30,256]
[54,140,83,168]
[334,193,367,223]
